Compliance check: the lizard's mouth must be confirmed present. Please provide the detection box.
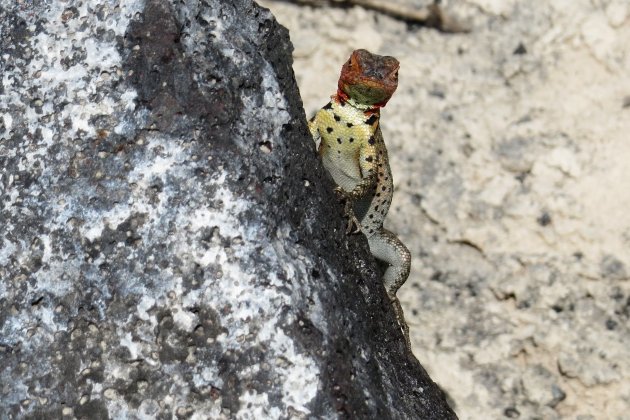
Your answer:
[339,80,397,107]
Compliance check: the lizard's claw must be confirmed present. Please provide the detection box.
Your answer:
[343,200,362,235]
[333,186,347,199]
[334,188,362,234]
[346,219,361,234]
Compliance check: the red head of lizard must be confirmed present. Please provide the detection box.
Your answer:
[337,49,400,108]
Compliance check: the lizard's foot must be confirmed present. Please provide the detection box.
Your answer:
[334,187,362,234]
[343,201,361,234]
[333,186,349,200]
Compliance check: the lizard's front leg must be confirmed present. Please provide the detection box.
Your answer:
[335,143,379,233]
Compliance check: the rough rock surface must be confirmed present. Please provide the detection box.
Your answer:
[0,0,456,418]
[258,0,630,418]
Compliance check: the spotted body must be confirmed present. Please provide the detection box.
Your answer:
[309,49,412,349]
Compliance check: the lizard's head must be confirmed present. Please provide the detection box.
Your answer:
[337,49,399,107]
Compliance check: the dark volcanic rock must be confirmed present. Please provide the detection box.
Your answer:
[0,0,456,418]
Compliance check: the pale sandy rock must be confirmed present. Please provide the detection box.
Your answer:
[580,13,620,69]
[606,1,629,27]
[464,0,517,17]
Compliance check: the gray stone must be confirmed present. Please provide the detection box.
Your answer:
[521,364,560,407]
[494,136,537,174]
[601,254,628,281]
[0,0,455,418]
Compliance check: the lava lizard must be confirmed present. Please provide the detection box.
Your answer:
[309,49,412,350]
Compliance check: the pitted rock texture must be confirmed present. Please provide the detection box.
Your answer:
[0,0,455,418]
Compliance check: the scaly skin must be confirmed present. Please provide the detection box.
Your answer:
[309,49,412,350]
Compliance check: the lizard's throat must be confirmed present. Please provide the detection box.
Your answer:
[335,90,385,112]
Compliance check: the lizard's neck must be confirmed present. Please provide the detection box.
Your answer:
[334,90,383,113]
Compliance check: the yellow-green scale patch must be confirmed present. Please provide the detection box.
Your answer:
[311,99,394,238]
